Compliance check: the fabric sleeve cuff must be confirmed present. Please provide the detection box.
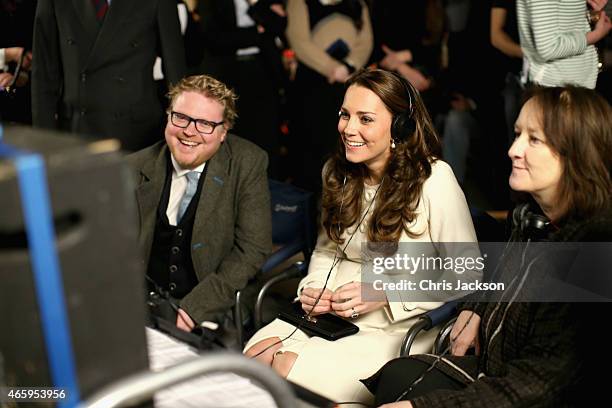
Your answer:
[0,49,6,71]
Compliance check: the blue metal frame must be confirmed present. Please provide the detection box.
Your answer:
[0,126,80,407]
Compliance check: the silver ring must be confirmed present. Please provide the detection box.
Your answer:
[350,307,359,319]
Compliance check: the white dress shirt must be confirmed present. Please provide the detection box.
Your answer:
[166,155,206,226]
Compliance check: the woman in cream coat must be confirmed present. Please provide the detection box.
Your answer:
[245,69,478,404]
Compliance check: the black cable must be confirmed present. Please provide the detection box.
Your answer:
[145,274,196,330]
[392,230,526,402]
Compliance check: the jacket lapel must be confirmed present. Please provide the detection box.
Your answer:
[85,0,136,69]
[135,143,167,263]
[71,0,100,41]
[192,142,231,258]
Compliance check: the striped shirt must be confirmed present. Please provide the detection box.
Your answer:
[517,0,599,88]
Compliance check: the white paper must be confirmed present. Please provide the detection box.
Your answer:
[146,328,277,408]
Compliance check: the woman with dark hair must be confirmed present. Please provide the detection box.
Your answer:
[244,68,477,404]
[366,85,612,408]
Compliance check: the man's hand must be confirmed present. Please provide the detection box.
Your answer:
[300,287,334,315]
[330,282,388,318]
[4,47,24,63]
[450,310,481,356]
[0,72,14,87]
[176,308,196,332]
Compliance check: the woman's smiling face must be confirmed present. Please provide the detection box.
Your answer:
[338,85,394,174]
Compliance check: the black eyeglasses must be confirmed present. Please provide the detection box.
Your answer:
[169,111,224,134]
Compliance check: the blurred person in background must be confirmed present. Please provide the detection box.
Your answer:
[0,0,36,123]
[32,0,186,151]
[197,0,288,178]
[490,0,523,145]
[517,0,611,89]
[285,0,372,194]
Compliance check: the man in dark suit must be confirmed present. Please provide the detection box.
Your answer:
[198,0,287,178]
[31,0,186,151]
[128,74,272,331]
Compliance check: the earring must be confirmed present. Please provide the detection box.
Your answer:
[391,139,396,149]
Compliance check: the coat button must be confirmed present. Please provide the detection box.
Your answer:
[67,38,75,45]
[171,246,180,255]
[80,109,87,116]
[169,265,178,273]
[81,73,87,83]
[176,229,183,237]
[169,283,177,291]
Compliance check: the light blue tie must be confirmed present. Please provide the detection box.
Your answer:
[177,171,199,222]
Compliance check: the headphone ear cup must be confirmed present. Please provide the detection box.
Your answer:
[525,214,550,232]
[392,112,416,143]
[512,203,551,239]
[512,203,529,231]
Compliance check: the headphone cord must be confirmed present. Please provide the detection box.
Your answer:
[250,178,384,359]
[392,227,532,402]
[393,309,476,402]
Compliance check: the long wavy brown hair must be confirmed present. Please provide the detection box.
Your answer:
[322,68,442,245]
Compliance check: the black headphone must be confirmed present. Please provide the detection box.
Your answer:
[512,203,551,240]
[390,72,417,144]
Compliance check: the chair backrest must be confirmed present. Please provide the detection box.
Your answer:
[470,207,507,284]
[269,179,316,259]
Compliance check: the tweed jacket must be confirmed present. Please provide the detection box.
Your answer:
[127,136,272,323]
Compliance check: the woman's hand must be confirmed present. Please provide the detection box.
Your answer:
[0,72,14,87]
[592,11,612,42]
[588,0,608,13]
[450,310,481,356]
[327,64,350,84]
[330,282,388,318]
[300,287,334,316]
[269,3,286,17]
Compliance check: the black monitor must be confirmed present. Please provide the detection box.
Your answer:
[0,126,148,404]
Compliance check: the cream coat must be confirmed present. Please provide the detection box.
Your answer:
[245,161,478,404]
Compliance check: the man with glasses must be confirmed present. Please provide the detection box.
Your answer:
[128,74,272,334]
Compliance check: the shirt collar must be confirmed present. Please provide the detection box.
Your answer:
[170,154,206,180]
